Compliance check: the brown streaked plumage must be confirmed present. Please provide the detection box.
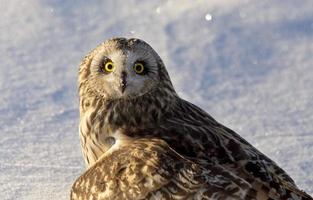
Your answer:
[74,38,313,199]
[71,138,255,200]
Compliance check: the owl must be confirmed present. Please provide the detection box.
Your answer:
[73,38,312,200]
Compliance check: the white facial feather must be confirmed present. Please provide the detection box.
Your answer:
[87,40,160,100]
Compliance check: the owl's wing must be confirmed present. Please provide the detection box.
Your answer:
[162,98,312,200]
[71,138,255,200]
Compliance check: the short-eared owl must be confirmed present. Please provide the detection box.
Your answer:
[72,38,312,200]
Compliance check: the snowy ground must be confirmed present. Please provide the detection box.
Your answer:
[1,0,312,199]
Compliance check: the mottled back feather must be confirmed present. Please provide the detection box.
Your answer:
[71,138,256,200]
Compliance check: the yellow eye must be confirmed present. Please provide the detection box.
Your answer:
[133,62,145,74]
[103,61,115,73]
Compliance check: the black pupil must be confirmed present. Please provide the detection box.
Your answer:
[107,64,113,70]
[136,65,142,71]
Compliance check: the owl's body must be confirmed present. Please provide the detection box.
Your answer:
[73,38,312,200]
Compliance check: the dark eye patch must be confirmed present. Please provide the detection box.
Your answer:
[102,57,113,65]
[98,57,113,73]
[135,60,150,74]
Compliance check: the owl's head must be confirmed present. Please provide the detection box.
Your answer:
[79,38,175,100]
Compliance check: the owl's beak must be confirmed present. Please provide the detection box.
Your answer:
[120,71,127,93]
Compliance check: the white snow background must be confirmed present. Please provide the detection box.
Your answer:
[1,0,312,199]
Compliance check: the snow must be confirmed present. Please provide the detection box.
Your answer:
[1,0,312,199]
